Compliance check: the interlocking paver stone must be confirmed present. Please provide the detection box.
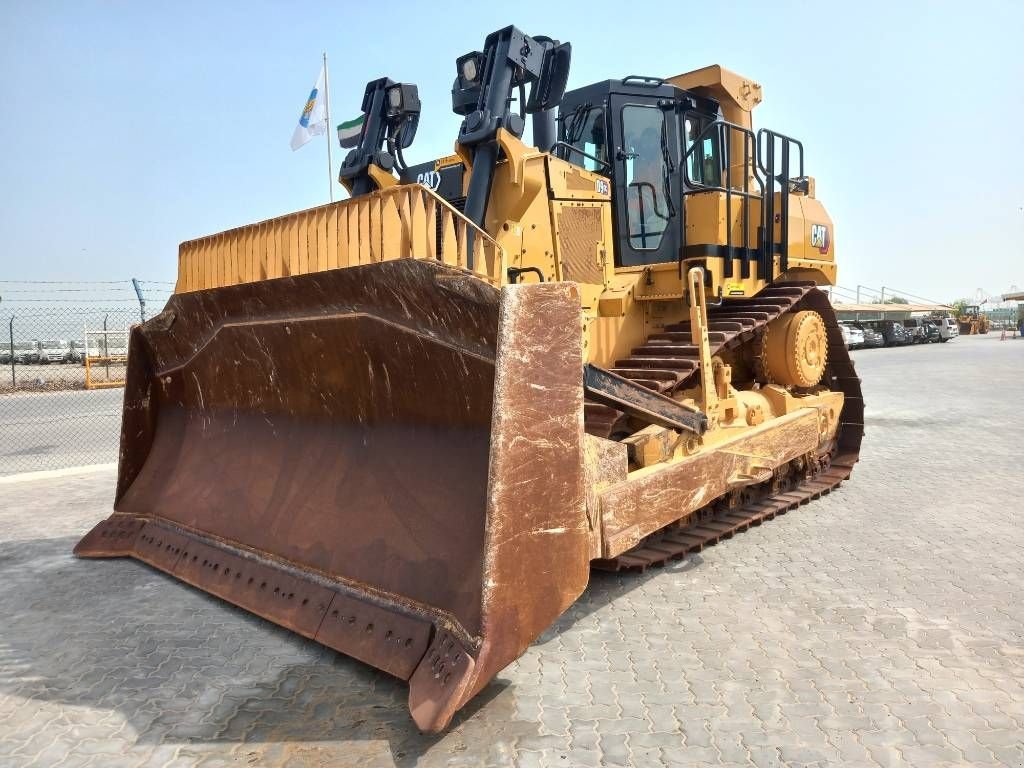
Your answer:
[1,335,1023,766]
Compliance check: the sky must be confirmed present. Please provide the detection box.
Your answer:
[1,0,1022,303]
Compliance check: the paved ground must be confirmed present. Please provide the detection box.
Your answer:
[0,334,1022,767]
[0,388,122,476]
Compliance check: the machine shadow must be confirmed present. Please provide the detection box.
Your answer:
[546,554,705,637]
[0,534,690,764]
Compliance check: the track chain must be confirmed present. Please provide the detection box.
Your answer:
[585,282,864,571]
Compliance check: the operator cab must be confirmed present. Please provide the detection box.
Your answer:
[555,77,724,268]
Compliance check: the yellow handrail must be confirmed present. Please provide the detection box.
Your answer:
[84,355,128,390]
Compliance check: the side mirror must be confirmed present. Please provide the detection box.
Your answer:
[527,42,571,113]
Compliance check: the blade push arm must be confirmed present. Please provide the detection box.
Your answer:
[452,26,571,265]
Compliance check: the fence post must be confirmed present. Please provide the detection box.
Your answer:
[131,278,146,322]
[8,316,14,388]
[103,314,111,380]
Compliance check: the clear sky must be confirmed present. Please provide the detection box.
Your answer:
[1,0,1021,302]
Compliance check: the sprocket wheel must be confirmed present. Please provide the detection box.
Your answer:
[761,310,828,387]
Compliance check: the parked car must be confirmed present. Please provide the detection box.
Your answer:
[38,339,71,364]
[839,322,865,349]
[932,317,959,342]
[856,324,885,348]
[902,317,940,344]
[865,320,911,346]
[901,318,927,344]
[11,341,40,364]
[66,340,85,364]
[891,322,912,346]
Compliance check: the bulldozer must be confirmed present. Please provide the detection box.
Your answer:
[75,26,863,732]
[957,304,990,335]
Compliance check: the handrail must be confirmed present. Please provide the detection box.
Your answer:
[681,118,764,280]
[552,140,611,170]
[756,128,804,180]
[621,75,665,87]
[756,129,804,275]
[682,118,763,193]
[177,185,506,292]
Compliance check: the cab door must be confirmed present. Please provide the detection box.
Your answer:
[609,96,680,267]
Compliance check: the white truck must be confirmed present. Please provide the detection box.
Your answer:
[934,317,959,342]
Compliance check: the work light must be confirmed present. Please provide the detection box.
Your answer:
[456,52,484,87]
[385,83,420,119]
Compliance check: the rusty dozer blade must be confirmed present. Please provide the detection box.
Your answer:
[74,259,590,732]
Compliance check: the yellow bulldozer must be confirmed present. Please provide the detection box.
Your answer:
[75,26,862,732]
[957,304,990,335]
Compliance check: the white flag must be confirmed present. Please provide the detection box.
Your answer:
[290,64,327,151]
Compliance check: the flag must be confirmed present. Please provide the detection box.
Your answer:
[290,64,327,151]
[337,115,364,149]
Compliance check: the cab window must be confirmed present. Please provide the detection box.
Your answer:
[561,106,607,173]
[622,105,669,250]
[684,116,722,188]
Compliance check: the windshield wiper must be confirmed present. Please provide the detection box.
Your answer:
[659,116,676,219]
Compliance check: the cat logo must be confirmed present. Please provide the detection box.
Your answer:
[726,282,745,296]
[416,171,441,190]
[810,223,830,254]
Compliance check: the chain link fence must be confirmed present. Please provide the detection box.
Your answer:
[0,280,173,476]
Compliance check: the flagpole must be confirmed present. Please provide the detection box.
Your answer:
[323,51,334,202]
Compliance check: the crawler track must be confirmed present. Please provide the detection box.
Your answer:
[585,282,864,571]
